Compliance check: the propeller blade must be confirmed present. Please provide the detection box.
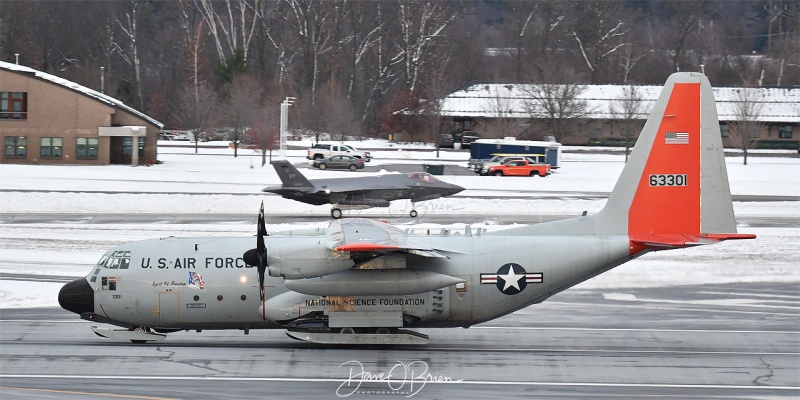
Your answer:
[242,201,269,320]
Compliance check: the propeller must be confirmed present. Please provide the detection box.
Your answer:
[243,201,268,320]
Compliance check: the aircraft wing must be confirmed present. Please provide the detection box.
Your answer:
[328,218,448,258]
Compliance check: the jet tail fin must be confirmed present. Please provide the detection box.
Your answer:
[598,72,755,252]
[271,160,314,190]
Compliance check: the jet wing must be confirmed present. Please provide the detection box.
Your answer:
[328,218,448,258]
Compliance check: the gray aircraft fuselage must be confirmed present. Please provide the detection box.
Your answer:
[58,218,628,331]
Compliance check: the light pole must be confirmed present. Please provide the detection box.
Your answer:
[279,97,296,159]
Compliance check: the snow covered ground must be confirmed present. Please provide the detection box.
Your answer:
[1,142,798,308]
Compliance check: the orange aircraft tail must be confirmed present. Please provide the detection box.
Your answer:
[598,72,755,253]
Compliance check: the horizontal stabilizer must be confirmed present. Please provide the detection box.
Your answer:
[630,233,757,251]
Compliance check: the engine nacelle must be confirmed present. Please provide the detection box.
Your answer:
[285,269,463,296]
[262,291,308,324]
[268,243,353,279]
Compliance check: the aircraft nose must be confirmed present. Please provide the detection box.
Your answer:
[448,183,465,196]
[58,278,94,315]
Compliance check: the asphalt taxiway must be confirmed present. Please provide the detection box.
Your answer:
[1,282,798,399]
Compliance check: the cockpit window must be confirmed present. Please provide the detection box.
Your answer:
[406,172,442,183]
[98,251,131,269]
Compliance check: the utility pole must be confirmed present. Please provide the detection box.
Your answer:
[279,97,296,159]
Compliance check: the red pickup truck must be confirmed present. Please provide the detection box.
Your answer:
[487,159,551,177]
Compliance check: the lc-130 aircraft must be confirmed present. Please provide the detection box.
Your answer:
[59,72,755,345]
[263,160,465,218]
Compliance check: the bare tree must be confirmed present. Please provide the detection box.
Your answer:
[522,69,591,143]
[609,85,644,161]
[318,80,364,142]
[173,82,219,154]
[397,1,457,94]
[728,87,766,166]
[531,0,566,79]
[617,43,646,84]
[283,0,344,105]
[194,0,263,63]
[508,1,538,82]
[222,74,263,157]
[483,85,527,139]
[248,107,280,166]
[421,60,454,158]
[341,1,382,101]
[113,0,146,110]
[570,1,629,83]
[361,3,404,128]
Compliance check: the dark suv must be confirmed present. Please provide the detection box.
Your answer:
[460,132,479,149]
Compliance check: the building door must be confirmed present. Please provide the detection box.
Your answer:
[110,136,125,164]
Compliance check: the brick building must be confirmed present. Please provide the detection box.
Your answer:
[1,61,162,165]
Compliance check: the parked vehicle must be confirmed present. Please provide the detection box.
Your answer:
[460,132,480,149]
[476,154,545,175]
[312,155,365,171]
[468,137,561,169]
[487,159,551,177]
[307,143,371,161]
[438,134,454,148]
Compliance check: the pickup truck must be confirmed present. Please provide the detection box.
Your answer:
[487,159,551,177]
[307,143,371,161]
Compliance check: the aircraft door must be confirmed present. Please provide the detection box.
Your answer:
[449,275,473,320]
[158,292,180,323]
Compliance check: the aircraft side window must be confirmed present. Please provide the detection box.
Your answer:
[98,256,109,268]
[120,258,130,269]
[110,258,120,269]
[90,276,97,283]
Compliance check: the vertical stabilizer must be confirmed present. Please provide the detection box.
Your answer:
[271,160,315,190]
[597,72,753,251]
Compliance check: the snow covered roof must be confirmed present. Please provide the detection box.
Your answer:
[441,82,799,123]
[0,61,163,128]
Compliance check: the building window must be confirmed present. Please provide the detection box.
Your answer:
[122,137,144,157]
[778,126,793,139]
[76,137,99,159]
[719,124,729,138]
[40,137,63,158]
[4,136,27,157]
[1,92,28,119]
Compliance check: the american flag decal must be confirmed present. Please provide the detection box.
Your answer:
[188,271,206,290]
[665,132,689,144]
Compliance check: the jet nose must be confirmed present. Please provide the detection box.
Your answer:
[58,278,94,315]
[448,183,465,196]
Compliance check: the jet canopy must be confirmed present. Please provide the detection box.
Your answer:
[405,172,443,183]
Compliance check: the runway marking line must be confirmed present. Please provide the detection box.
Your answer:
[1,376,798,391]
[0,386,174,399]
[473,326,800,334]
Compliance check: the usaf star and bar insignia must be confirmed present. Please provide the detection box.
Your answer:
[480,263,543,295]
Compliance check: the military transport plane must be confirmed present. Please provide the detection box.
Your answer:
[59,72,755,346]
[262,160,464,218]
